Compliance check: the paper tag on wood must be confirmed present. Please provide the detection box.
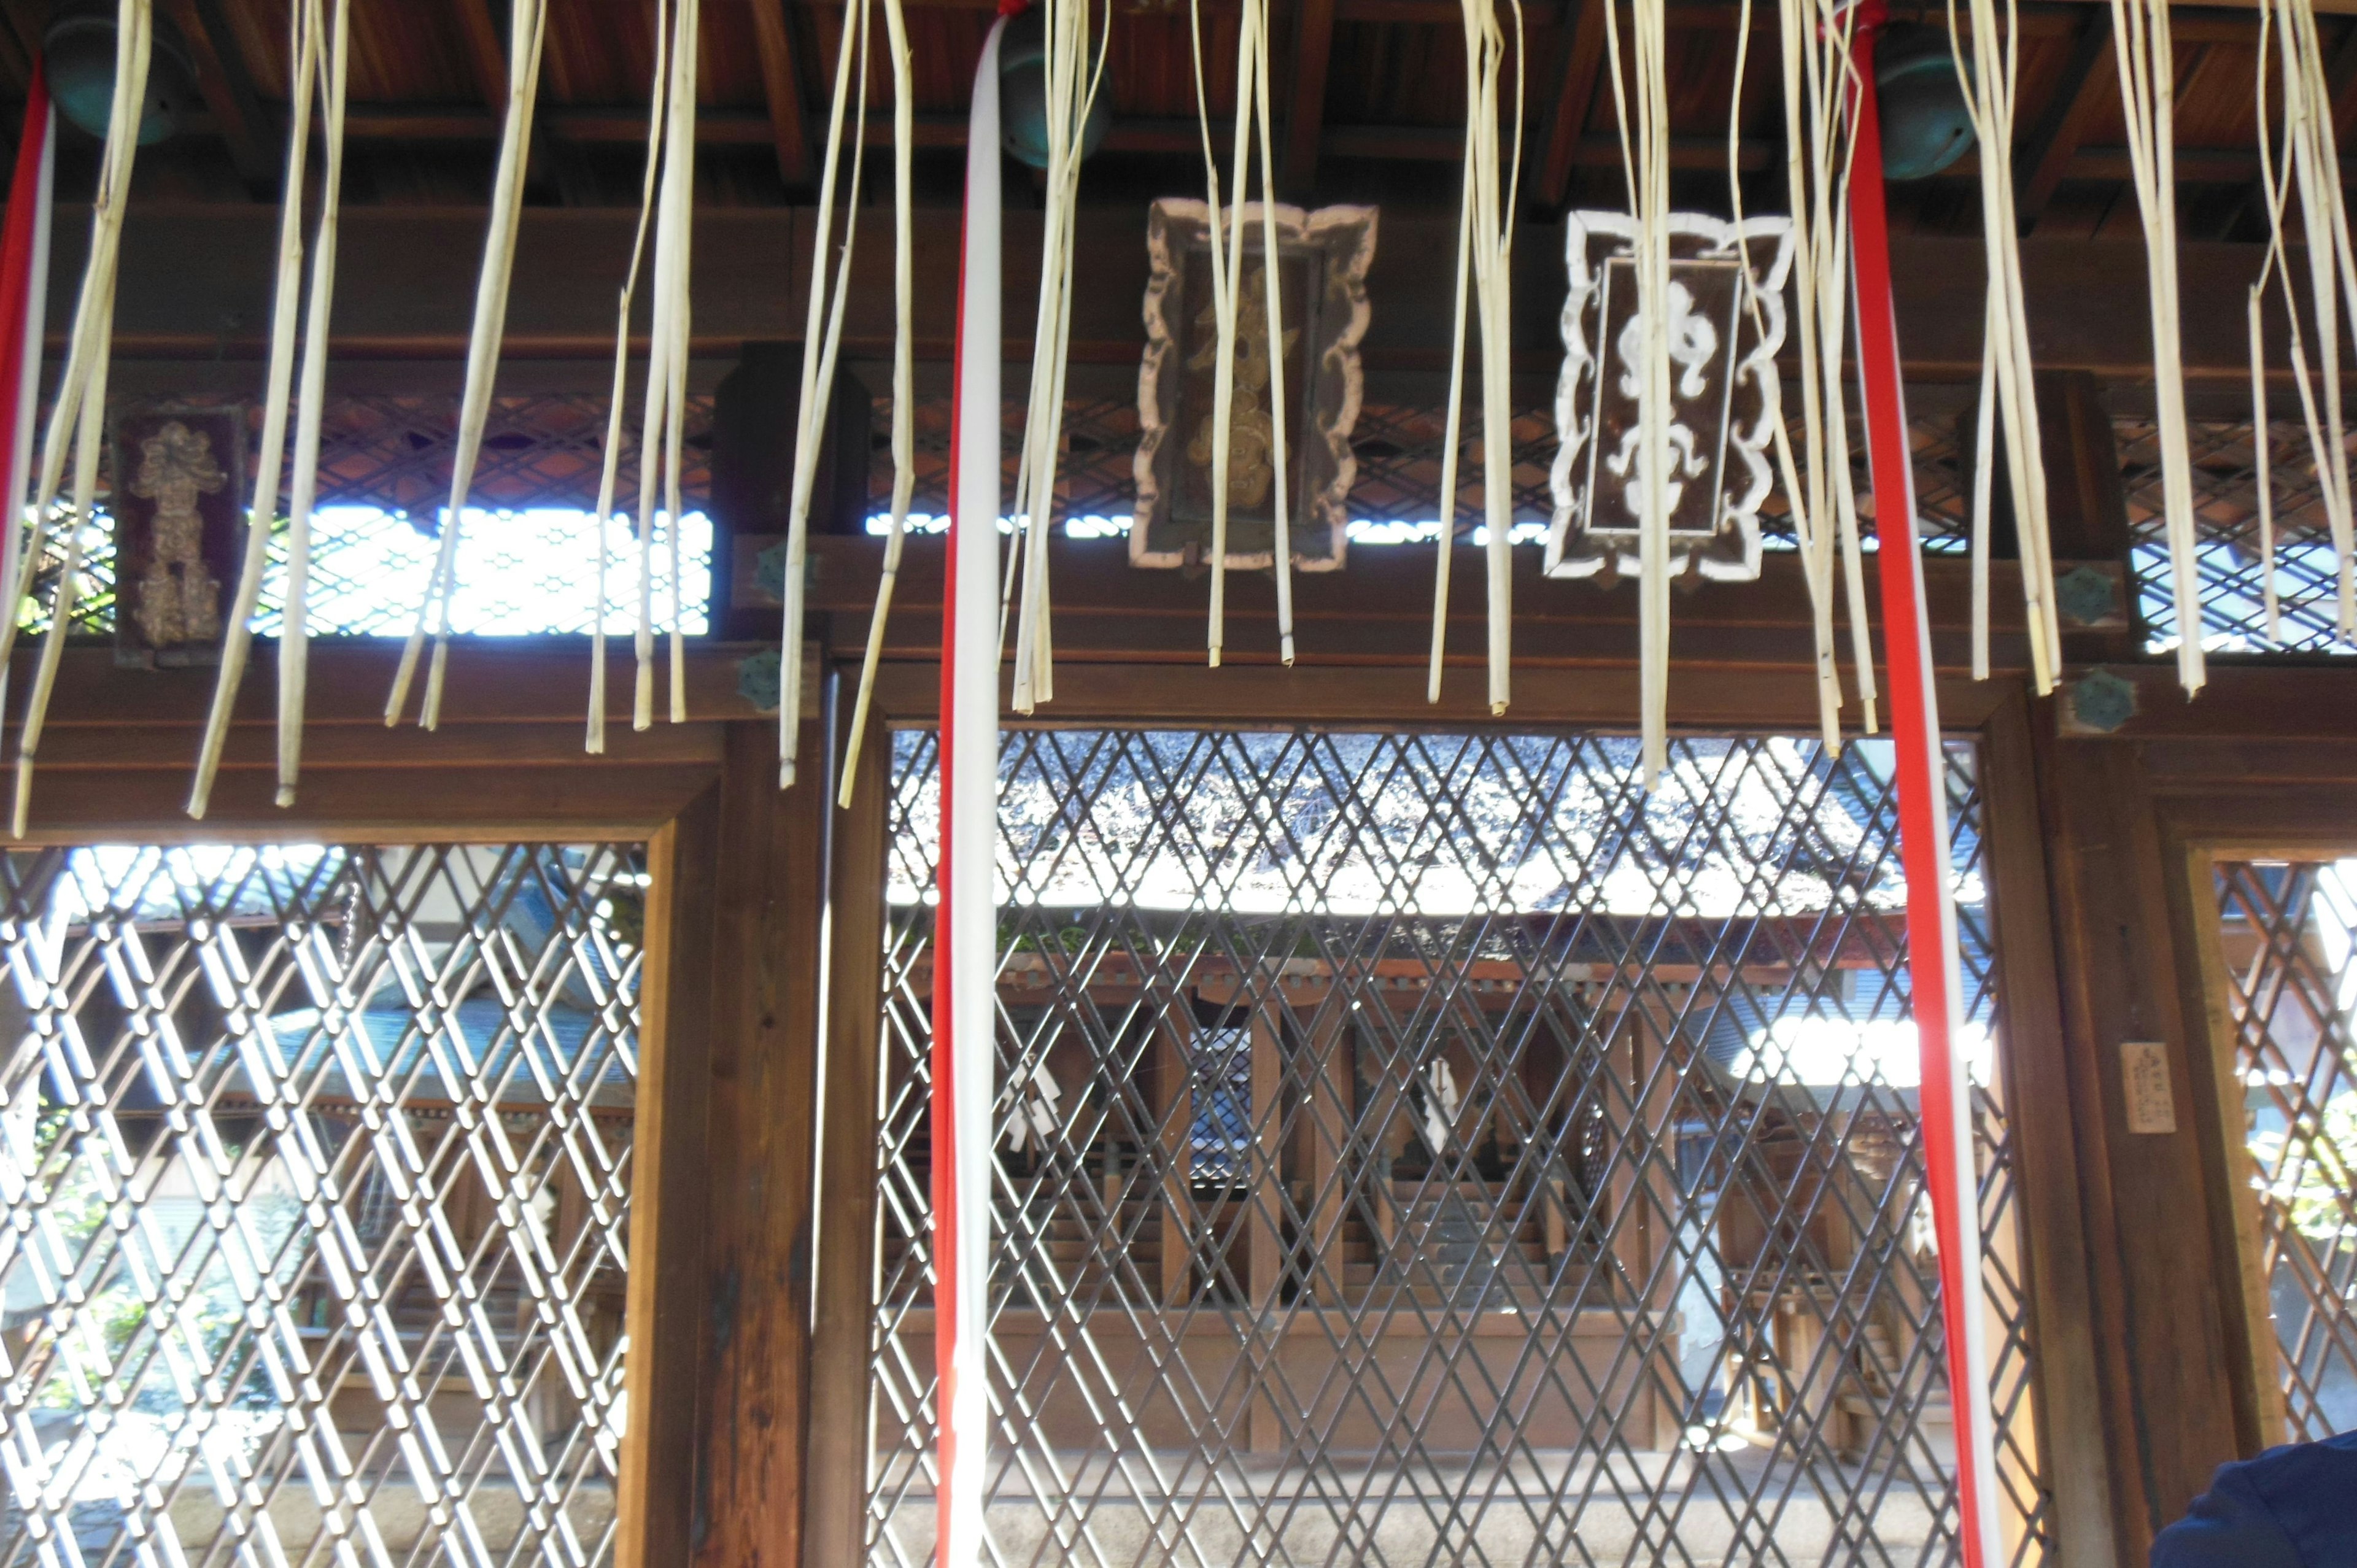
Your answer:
[2121,1041,2177,1135]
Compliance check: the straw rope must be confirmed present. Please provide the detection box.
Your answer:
[837,0,919,804]
[584,0,673,754]
[778,0,873,786]
[1,0,152,837]
[384,0,548,730]
[1010,0,1112,713]
[188,0,346,816]
[2110,0,2204,691]
[1947,0,2062,690]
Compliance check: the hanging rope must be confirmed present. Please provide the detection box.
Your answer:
[1782,0,1878,733]
[1944,0,2062,691]
[1010,0,1112,713]
[630,0,700,730]
[1603,0,1673,770]
[2250,0,2357,646]
[1430,0,1521,715]
[837,0,918,805]
[2110,0,2203,692]
[777,0,873,786]
[1729,0,1849,752]
[586,0,673,754]
[1190,0,1296,668]
[1,0,152,837]
[385,0,548,732]
[189,0,350,817]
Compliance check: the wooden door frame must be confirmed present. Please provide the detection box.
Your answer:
[797,671,2115,1568]
[2154,792,2357,1458]
[4,643,759,1568]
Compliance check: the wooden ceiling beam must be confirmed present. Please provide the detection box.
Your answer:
[751,0,814,188]
[2326,15,2357,138]
[2013,4,2112,232]
[1535,0,1610,212]
[449,0,510,109]
[1280,0,1338,197]
[159,0,274,196]
[449,0,581,201]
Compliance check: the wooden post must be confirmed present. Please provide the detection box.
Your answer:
[1980,691,2121,1565]
[613,781,721,1568]
[2162,828,2294,1453]
[1249,992,1285,1454]
[1303,987,1348,1307]
[689,720,831,1568]
[2037,729,2247,1554]
[1158,1002,1196,1307]
[802,710,893,1568]
[1248,999,1284,1314]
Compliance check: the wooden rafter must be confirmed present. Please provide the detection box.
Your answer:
[1281,0,1338,197]
[2012,6,2113,233]
[751,0,814,188]
[160,0,274,196]
[1535,0,1609,212]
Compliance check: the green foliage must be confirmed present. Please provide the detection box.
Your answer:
[2256,1090,2357,1249]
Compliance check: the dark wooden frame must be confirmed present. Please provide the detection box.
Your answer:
[34,563,2355,1568]
[1,643,791,1568]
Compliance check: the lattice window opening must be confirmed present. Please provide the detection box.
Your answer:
[0,840,650,1566]
[2211,859,2357,1441]
[869,728,2053,1568]
[859,398,1973,555]
[2121,418,2357,657]
[17,393,718,641]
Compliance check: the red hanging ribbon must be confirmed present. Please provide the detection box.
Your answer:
[1845,12,2000,1567]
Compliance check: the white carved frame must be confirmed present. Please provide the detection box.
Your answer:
[1546,209,1794,582]
[1132,199,1377,572]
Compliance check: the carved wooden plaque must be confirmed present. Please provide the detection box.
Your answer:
[110,406,247,667]
[1133,199,1376,572]
[1547,211,1792,584]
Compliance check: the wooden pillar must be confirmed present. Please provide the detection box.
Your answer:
[1302,989,1349,1307]
[614,779,721,1568]
[689,719,830,1568]
[1980,692,2121,1567]
[802,712,892,1568]
[1248,999,1284,1313]
[1972,369,2134,566]
[1157,1003,1196,1307]
[2036,723,2250,1557]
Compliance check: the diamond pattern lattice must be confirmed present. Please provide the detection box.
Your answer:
[867,729,2052,1568]
[2210,860,2357,1439]
[0,841,647,1566]
[2119,418,2357,655]
[862,397,1970,548]
[28,395,714,639]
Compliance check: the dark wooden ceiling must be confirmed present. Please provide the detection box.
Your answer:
[0,0,2334,239]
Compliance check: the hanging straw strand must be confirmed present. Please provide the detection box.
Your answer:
[838,0,919,804]
[187,0,320,819]
[275,0,352,806]
[6,0,152,837]
[386,0,548,730]
[586,0,673,754]
[778,0,872,786]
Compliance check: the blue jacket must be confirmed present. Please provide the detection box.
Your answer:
[2150,1432,2357,1567]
